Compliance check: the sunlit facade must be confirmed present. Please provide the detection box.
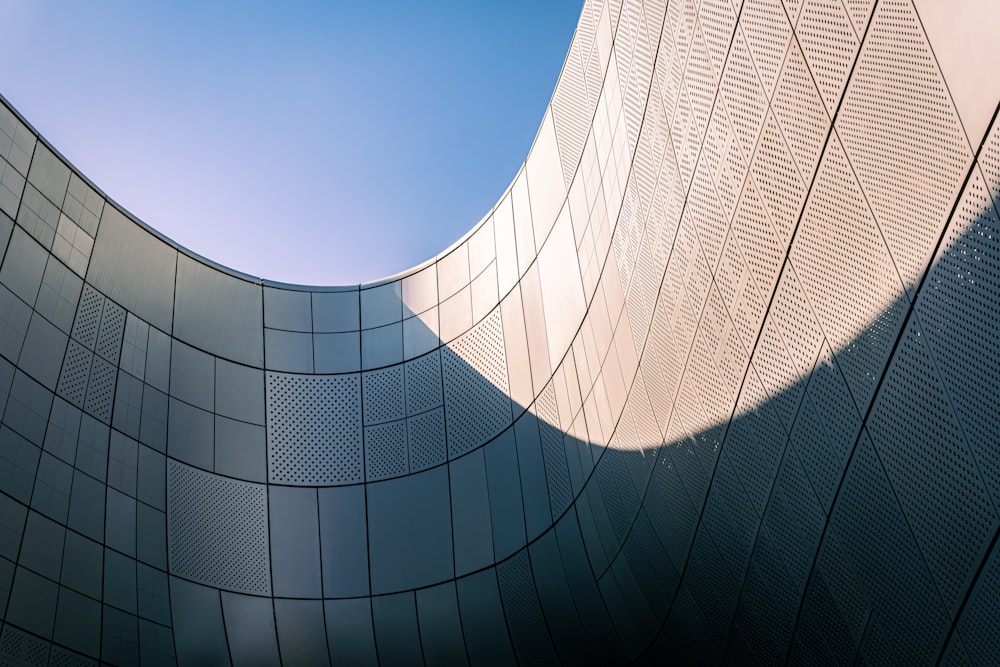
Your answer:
[1,0,1000,664]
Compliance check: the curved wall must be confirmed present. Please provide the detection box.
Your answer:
[2,0,1000,664]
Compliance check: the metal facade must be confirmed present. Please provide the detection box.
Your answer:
[1,0,1000,664]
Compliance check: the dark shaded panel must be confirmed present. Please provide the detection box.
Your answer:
[372,592,424,667]
[325,598,378,667]
[318,484,369,598]
[169,577,231,667]
[416,581,470,667]
[221,592,280,667]
[268,485,320,598]
[450,447,494,576]
[274,598,331,666]
[367,466,453,594]
[456,569,517,666]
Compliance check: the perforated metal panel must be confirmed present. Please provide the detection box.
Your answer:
[405,351,443,416]
[3,0,1000,662]
[83,356,115,424]
[70,284,104,351]
[56,340,91,408]
[442,309,511,458]
[0,625,49,666]
[364,419,408,481]
[266,372,362,484]
[407,406,446,472]
[167,460,270,595]
[95,298,125,365]
[498,551,560,666]
[362,365,404,425]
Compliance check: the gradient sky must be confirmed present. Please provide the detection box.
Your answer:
[0,0,583,285]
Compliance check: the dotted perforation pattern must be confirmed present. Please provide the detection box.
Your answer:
[405,350,443,416]
[95,297,126,365]
[266,372,362,484]
[443,308,511,458]
[498,550,561,665]
[407,406,446,472]
[362,365,405,425]
[167,460,271,595]
[70,283,104,350]
[364,419,408,481]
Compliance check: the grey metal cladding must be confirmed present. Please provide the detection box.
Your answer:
[265,371,362,484]
[367,465,453,594]
[221,591,281,666]
[70,283,103,350]
[364,419,408,481]
[3,0,1000,663]
[324,598,379,666]
[25,143,69,210]
[268,485,322,598]
[274,599,331,665]
[215,357,265,425]
[263,285,312,331]
[17,185,60,251]
[1,226,46,306]
[166,460,270,595]
[86,205,175,333]
[35,256,82,334]
[372,592,422,665]
[442,308,511,458]
[0,161,24,221]
[173,254,263,366]
[318,484,369,598]
[416,582,469,666]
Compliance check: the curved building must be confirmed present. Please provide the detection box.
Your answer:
[2,0,1000,664]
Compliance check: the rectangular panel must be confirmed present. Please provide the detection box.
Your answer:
[173,254,263,366]
[264,328,313,373]
[169,340,214,410]
[268,485,321,598]
[325,598,378,667]
[214,415,266,482]
[169,577,231,666]
[456,569,517,665]
[221,591,281,666]
[263,285,312,331]
[361,280,403,329]
[372,592,423,667]
[275,598,331,665]
[485,430,526,560]
[167,461,270,595]
[449,448,494,576]
[416,582,469,666]
[367,466,453,594]
[215,358,264,425]
[26,142,70,207]
[500,285,533,411]
[313,331,361,373]
[527,110,569,246]
[87,206,175,333]
[514,411,552,540]
[266,372,362,485]
[402,266,437,317]
[167,398,213,471]
[318,484,369,598]
[312,289,359,333]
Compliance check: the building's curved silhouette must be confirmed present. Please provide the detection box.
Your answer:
[1,0,1000,664]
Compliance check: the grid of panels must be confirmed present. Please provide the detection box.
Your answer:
[0,0,999,664]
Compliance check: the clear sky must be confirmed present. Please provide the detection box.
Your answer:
[0,0,584,285]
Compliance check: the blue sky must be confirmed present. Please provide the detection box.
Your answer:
[0,0,583,285]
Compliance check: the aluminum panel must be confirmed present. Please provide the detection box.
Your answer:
[367,466,453,594]
[174,254,263,366]
[86,206,175,333]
